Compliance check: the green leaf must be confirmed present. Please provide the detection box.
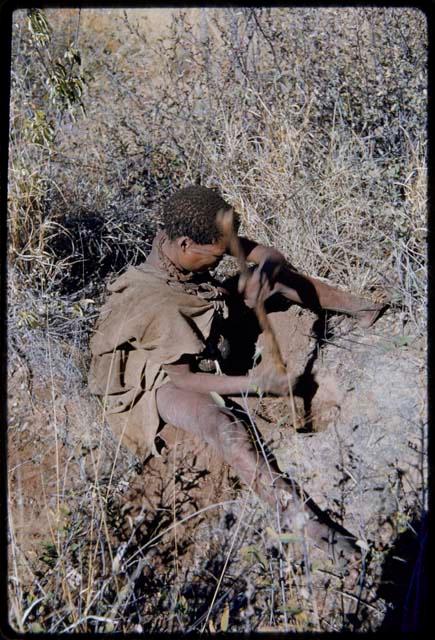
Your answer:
[392,335,414,347]
[277,533,304,544]
[240,545,267,569]
[279,605,304,616]
[266,526,303,544]
[380,335,415,352]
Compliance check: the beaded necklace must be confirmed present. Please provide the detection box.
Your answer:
[156,232,196,283]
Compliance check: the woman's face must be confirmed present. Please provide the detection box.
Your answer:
[178,237,227,272]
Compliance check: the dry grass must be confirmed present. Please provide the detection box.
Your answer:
[7,6,427,633]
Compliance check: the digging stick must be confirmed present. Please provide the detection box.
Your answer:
[217,209,287,376]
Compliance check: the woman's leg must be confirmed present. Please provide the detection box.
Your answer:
[156,382,359,564]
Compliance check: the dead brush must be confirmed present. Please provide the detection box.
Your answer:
[8,8,87,290]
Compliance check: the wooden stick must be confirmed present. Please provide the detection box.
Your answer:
[217,209,287,375]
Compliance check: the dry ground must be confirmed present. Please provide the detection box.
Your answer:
[8,294,427,632]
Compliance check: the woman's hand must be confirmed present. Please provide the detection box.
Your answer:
[238,255,284,308]
[251,366,290,396]
[232,237,286,308]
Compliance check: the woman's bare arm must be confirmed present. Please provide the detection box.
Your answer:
[234,236,385,325]
[227,236,294,306]
[163,361,289,396]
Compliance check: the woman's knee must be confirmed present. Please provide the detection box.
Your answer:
[156,384,250,459]
[200,405,235,450]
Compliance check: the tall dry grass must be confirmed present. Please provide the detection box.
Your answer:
[11,7,426,323]
[7,6,427,633]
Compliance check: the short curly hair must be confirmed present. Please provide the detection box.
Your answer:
[162,185,238,244]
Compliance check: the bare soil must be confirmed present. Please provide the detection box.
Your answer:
[8,299,426,632]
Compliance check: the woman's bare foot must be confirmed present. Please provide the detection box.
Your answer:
[279,496,362,577]
[353,302,388,328]
[303,516,362,574]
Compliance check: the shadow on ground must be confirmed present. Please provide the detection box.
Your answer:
[375,512,428,633]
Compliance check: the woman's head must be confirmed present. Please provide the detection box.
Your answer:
[162,185,238,244]
[161,185,239,272]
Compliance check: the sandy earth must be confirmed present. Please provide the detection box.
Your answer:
[8,297,427,631]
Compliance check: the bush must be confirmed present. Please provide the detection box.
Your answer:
[9,7,427,328]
